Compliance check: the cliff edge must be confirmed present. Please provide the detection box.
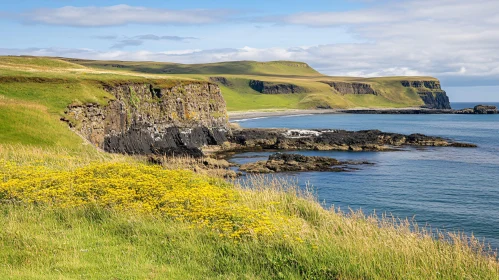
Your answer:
[63,81,230,157]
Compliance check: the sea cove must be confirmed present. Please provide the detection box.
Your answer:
[231,109,499,249]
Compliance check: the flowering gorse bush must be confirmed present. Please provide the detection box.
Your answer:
[0,161,291,239]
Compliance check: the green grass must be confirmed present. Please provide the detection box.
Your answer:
[0,56,86,69]
[0,183,498,279]
[0,98,90,149]
[65,59,322,77]
[0,147,497,279]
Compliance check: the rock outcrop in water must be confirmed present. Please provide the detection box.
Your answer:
[240,153,371,173]
[226,128,476,152]
[249,80,305,94]
[62,82,230,157]
[321,81,377,95]
[455,105,498,114]
[401,80,451,109]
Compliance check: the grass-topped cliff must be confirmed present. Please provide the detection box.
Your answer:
[0,56,497,279]
[64,57,449,111]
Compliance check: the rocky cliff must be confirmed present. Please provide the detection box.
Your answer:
[401,80,451,109]
[321,81,377,95]
[209,77,231,87]
[63,82,229,156]
[249,80,305,94]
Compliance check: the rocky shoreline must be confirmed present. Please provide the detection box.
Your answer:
[342,105,498,115]
[222,128,476,154]
[239,153,372,173]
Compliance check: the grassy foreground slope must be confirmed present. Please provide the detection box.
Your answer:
[67,57,431,111]
[1,146,498,279]
[0,56,498,279]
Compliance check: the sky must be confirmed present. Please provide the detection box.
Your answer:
[0,0,498,101]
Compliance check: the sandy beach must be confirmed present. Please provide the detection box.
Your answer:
[228,107,426,121]
[228,109,340,121]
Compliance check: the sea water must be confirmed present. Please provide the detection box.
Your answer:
[231,102,499,249]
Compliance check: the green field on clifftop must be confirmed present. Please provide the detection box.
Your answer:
[65,57,434,111]
[1,56,435,112]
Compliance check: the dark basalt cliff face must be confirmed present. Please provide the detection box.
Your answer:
[63,82,229,157]
[401,80,451,109]
[321,81,377,95]
[249,80,305,94]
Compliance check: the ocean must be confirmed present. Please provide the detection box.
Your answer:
[231,103,499,249]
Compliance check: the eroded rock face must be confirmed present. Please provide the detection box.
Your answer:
[321,81,377,95]
[240,153,370,173]
[227,128,476,152]
[401,80,451,109]
[63,82,230,156]
[249,80,304,94]
[401,81,441,89]
[209,77,231,87]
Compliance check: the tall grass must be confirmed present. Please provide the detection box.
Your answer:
[0,146,498,279]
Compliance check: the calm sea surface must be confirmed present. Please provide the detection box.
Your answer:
[231,102,499,249]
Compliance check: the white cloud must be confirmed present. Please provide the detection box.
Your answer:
[264,0,499,85]
[1,44,499,86]
[3,0,499,86]
[94,34,199,49]
[22,5,233,26]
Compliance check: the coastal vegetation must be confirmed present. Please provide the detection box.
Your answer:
[0,56,498,278]
[1,145,498,279]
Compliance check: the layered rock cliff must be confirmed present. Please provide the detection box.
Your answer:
[63,82,229,156]
[321,81,377,95]
[401,80,451,109]
[249,80,305,94]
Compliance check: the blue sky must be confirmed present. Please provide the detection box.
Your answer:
[1,0,498,101]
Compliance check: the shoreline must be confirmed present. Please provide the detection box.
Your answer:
[229,109,339,121]
[228,107,437,121]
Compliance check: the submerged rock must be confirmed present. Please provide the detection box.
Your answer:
[240,153,370,173]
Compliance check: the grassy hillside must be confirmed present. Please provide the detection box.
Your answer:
[65,58,322,77]
[0,146,498,279]
[61,57,439,111]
